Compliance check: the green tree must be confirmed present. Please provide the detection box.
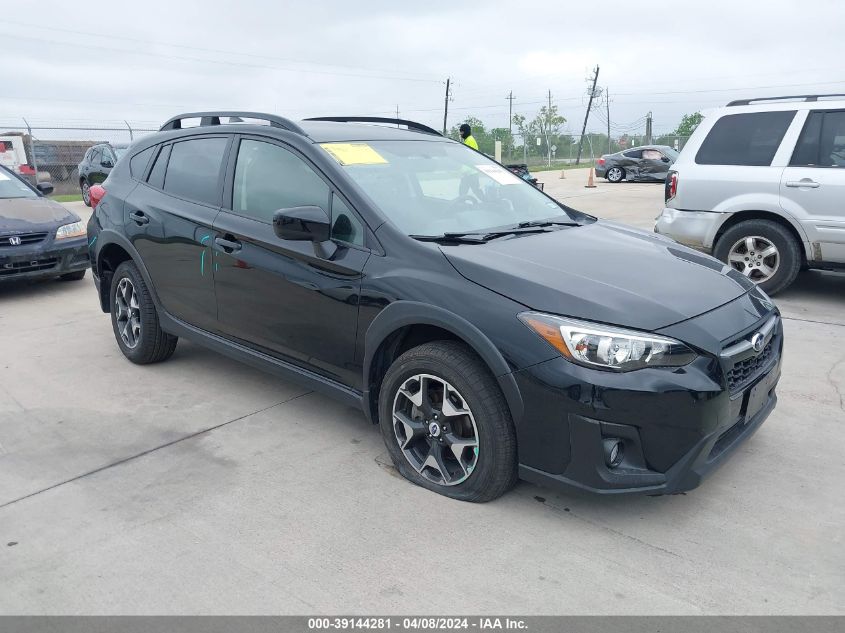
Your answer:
[673,112,704,137]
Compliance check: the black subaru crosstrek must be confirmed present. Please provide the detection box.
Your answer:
[87,112,783,502]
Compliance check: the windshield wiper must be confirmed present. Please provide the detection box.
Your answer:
[515,219,580,228]
[411,227,552,244]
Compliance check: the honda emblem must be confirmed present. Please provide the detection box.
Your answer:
[8,236,21,246]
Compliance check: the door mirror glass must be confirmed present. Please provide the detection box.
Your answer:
[273,206,331,242]
[101,159,114,168]
[36,182,54,195]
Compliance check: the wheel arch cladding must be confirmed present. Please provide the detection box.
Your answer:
[714,210,808,262]
[362,301,525,427]
[96,232,161,313]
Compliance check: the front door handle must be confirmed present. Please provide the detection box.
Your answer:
[128,210,150,225]
[214,236,242,253]
[785,179,820,188]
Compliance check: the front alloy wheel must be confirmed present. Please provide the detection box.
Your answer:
[392,373,479,486]
[81,180,91,206]
[727,235,780,283]
[114,277,141,348]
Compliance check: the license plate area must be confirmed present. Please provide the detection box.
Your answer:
[743,368,776,421]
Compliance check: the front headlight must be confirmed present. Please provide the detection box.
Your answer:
[55,221,86,240]
[519,312,697,372]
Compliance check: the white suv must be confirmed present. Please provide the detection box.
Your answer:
[655,94,845,294]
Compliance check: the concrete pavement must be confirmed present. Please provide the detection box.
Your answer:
[0,190,842,615]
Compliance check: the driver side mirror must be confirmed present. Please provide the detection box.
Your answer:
[661,156,670,163]
[101,159,114,168]
[36,182,54,195]
[273,206,331,242]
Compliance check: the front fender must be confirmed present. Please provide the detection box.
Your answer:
[362,300,525,426]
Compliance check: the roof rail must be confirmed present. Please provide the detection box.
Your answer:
[727,94,845,106]
[304,116,443,136]
[159,111,307,135]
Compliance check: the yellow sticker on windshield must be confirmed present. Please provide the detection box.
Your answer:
[320,143,388,166]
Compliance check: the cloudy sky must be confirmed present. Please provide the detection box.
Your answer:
[1,0,843,137]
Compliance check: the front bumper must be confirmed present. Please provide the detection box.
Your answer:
[512,318,783,495]
[654,208,728,252]
[0,238,89,281]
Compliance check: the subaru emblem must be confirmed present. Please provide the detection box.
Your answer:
[751,332,765,353]
[8,236,21,246]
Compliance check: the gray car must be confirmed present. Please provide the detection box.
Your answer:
[595,145,679,183]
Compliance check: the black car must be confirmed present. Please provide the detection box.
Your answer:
[595,145,678,183]
[0,165,89,282]
[87,112,782,502]
[78,142,129,206]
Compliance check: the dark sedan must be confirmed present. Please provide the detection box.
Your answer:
[0,165,89,282]
[78,142,129,206]
[596,145,678,183]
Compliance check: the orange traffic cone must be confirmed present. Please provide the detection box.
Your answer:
[585,167,596,188]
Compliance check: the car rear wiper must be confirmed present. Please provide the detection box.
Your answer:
[411,227,553,244]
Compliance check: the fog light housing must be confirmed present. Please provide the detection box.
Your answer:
[603,438,624,468]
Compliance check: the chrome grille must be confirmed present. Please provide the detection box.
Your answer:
[0,232,48,247]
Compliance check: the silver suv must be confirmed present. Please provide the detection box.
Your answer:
[655,94,845,294]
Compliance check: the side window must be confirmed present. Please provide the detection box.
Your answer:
[791,112,823,166]
[232,139,329,223]
[147,144,171,189]
[129,146,154,179]
[642,149,663,160]
[623,149,643,159]
[696,111,795,166]
[331,193,364,246]
[819,111,845,167]
[163,137,228,206]
[90,147,102,165]
[102,147,115,165]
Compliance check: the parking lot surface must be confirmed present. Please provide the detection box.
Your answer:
[1,181,843,615]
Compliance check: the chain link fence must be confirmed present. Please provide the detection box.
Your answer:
[0,121,157,195]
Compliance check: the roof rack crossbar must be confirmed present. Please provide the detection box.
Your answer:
[304,116,443,136]
[727,94,845,106]
[159,111,308,135]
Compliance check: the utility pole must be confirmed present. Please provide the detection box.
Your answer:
[576,65,600,165]
[442,77,451,135]
[547,89,553,167]
[645,111,653,145]
[606,89,611,154]
[507,91,514,135]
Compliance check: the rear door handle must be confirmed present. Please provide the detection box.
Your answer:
[128,210,150,225]
[214,236,242,253]
[785,179,820,188]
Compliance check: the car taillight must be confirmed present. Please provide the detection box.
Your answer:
[665,171,678,203]
[90,184,106,209]
[598,157,606,165]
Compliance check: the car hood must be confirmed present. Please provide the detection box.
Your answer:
[0,197,77,231]
[441,220,754,331]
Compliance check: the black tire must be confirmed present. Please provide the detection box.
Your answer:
[606,166,625,183]
[110,260,177,364]
[59,270,86,281]
[378,341,517,502]
[714,219,801,296]
[80,179,91,207]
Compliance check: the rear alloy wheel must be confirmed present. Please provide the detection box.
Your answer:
[81,180,91,206]
[110,260,178,364]
[606,166,624,183]
[714,219,801,295]
[379,341,517,502]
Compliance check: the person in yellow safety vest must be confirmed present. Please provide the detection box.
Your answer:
[459,123,479,150]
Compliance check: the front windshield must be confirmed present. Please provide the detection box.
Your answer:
[0,169,38,199]
[321,140,574,236]
[663,147,680,160]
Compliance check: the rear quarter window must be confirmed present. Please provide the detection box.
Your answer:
[129,146,155,179]
[695,111,795,166]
